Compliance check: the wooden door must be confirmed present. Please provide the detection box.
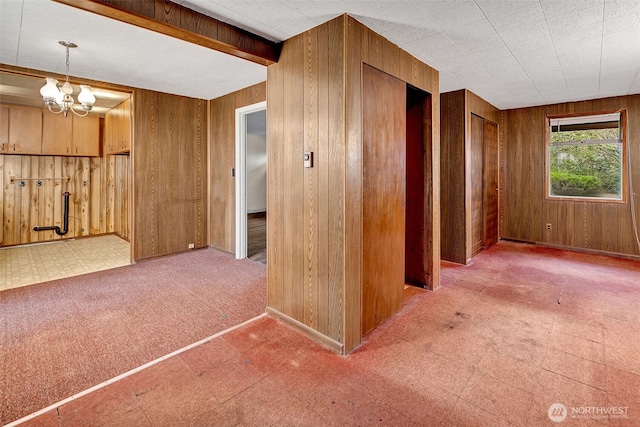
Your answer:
[362,64,406,336]
[483,120,499,249]
[470,113,484,256]
[42,111,72,155]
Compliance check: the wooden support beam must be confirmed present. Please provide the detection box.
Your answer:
[53,0,280,66]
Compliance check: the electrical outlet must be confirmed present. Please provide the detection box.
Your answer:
[188,243,195,249]
[546,223,552,231]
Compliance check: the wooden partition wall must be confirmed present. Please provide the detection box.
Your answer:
[440,89,500,264]
[132,89,208,260]
[267,15,440,354]
[502,94,640,257]
[209,82,266,253]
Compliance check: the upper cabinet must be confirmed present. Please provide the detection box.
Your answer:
[6,105,42,154]
[72,114,100,156]
[104,97,131,154]
[1,104,99,156]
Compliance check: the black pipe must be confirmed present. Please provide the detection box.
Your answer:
[33,192,71,236]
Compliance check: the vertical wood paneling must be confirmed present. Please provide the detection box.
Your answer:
[344,16,363,352]
[470,114,484,256]
[441,90,502,264]
[440,91,466,264]
[503,94,640,256]
[304,28,319,329]
[133,89,207,260]
[268,15,440,354]
[326,17,345,342]
[283,34,305,321]
[0,154,119,246]
[267,63,284,312]
[209,82,266,252]
[483,120,499,249]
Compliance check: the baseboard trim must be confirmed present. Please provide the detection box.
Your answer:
[534,241,640,261]
[266,307,344,354]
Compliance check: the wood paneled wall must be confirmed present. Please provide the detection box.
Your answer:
[1,154,119,246]
[113,154,130,241]
[267,15,440,354]
[440,89,500,264]
[209,82,266,253]
[132,89,208,260]
[502,94,640,257]
[440,90,466,263]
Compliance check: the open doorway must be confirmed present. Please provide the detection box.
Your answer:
[235,101,267,263]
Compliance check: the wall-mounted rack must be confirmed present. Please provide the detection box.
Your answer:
[9,176,71,187]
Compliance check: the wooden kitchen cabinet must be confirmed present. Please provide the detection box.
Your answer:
[40,110,100,156]
[7,105,42,154]
[104,97,131,154]
[41,111,73,155]
[72,114,100,156]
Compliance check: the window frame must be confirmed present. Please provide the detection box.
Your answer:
[545,110,627,203]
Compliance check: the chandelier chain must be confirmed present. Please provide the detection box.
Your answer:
[65,45,70,82]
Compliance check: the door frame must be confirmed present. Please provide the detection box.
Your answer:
[235,101,266,259]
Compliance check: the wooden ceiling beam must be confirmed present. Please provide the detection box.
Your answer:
[53,0,281,66]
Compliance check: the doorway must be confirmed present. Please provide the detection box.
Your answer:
[361,64,432,336]
[235,101,267,262]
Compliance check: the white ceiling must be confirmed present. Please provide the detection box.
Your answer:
[1,0,639,109]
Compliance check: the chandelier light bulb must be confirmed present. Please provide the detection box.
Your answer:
[78,85,96,107]
[40,77,60,102]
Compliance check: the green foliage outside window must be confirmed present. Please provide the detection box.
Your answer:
[549,128,622,198]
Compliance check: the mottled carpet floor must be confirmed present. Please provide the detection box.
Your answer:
[0,248,266,425]
[4,242,640,426]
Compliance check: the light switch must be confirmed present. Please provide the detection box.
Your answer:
[304,151,313,168]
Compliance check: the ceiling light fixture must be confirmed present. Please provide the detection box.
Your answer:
[40,41,95,117]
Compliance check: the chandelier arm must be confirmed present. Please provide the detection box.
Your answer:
[70,107,89,117]
[47,104,64,115]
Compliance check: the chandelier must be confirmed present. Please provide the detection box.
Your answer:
[40,41,95,117]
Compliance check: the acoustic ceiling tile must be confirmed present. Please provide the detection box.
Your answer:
[411,0,485,29]
[475,0,540,20]
[604,0,640,21]
[404,31,456,54]
[380,22,441,46]
[446,19,497,44]
[540,0,603,18]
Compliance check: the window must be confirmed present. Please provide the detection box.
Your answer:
[547,112,626,201]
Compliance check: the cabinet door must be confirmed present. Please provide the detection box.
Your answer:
[72,114,100,156]
[120,97,131,152]
[9,106,42,154]
[42,111,72,155]
[103,108,115,154]
[0,106,8,153]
